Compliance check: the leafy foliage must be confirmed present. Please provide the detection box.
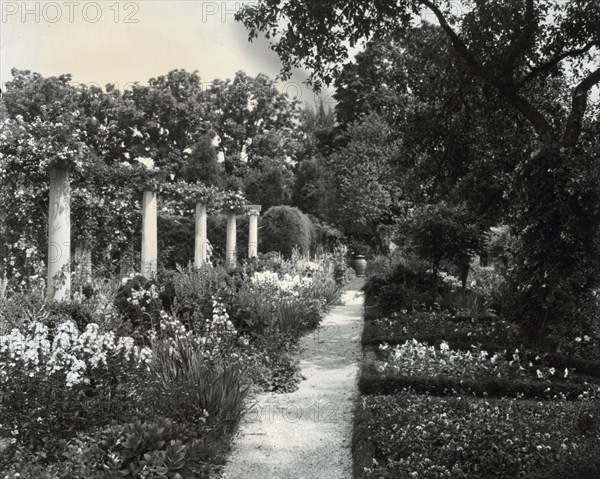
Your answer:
[399,202,485,301]
[236,0,600,338]
[260,206,312,258]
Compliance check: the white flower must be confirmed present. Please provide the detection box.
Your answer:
[135,156,155,170]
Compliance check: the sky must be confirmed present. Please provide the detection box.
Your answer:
[0,0,335,108]
[0,1,596,106]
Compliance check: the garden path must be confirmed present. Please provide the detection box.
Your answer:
[222,278,365,479]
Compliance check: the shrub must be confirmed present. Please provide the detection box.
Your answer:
[361,312,521,348]
[0,290,46,334]
[363,258,452,314]
[260,206,312,258]
[171,264,233,323]
[397,202,485,301]
[158,215,195,270]
[365,251,405,280]
[308,216,345,253]
[114,274,163,337]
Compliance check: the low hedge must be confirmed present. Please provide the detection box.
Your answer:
[544,353,600,379]
[351,402,376,479]
[359,366,596,400]
[527,461,600,479]
[362,327,513,353]
[362,311,521,344]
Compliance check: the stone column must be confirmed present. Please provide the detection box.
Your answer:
[226,211,237,268]
[47,167,71,301]
[141,190,158,277]
[247,205,261,258]
[194,202,208,267]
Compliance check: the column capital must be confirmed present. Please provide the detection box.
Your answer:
[247,205,262,216]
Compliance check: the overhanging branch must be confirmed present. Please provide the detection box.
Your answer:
[419,0,555,142]
[503,0,537,85]
[564,67,600,148]
[519,42,597,87]
[419,0,490,81]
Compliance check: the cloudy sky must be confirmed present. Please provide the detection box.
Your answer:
[1,2,596,104]
[0,1,334,107]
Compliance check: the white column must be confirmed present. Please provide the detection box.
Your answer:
[194,202,208,267]
[141,190,158,277]
[247,205,261,258]
[47,167,71,301]
[226,211,237,268]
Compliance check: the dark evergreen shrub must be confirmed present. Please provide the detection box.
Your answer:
[260,206,312,258]
[158,215,194,269]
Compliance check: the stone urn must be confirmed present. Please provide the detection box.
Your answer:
[353,255,367,277]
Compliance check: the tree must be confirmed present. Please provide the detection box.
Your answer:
[180,135,222,187]
[333,24,537,229]
[244,160,294,210]
[292,101,337,218]
[205,72,302,176]
[325,113,402,253]
[124,69,212,176]
[401,202,484,303]
[236,0,600,340]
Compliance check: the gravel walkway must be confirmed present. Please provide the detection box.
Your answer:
[222,280,365,479]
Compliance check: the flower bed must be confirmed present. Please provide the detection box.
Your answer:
[354,392,600,479]
[0,252,350,476]
[360,340,600,399]
[358,255,600,479]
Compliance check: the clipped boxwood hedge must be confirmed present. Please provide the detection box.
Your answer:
[359,363,596,400]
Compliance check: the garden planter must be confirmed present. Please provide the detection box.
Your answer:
[354,255,367,277]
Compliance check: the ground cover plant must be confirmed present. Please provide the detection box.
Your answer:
[354,392,600,479]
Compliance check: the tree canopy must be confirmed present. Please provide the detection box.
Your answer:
[236,0,600,339]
